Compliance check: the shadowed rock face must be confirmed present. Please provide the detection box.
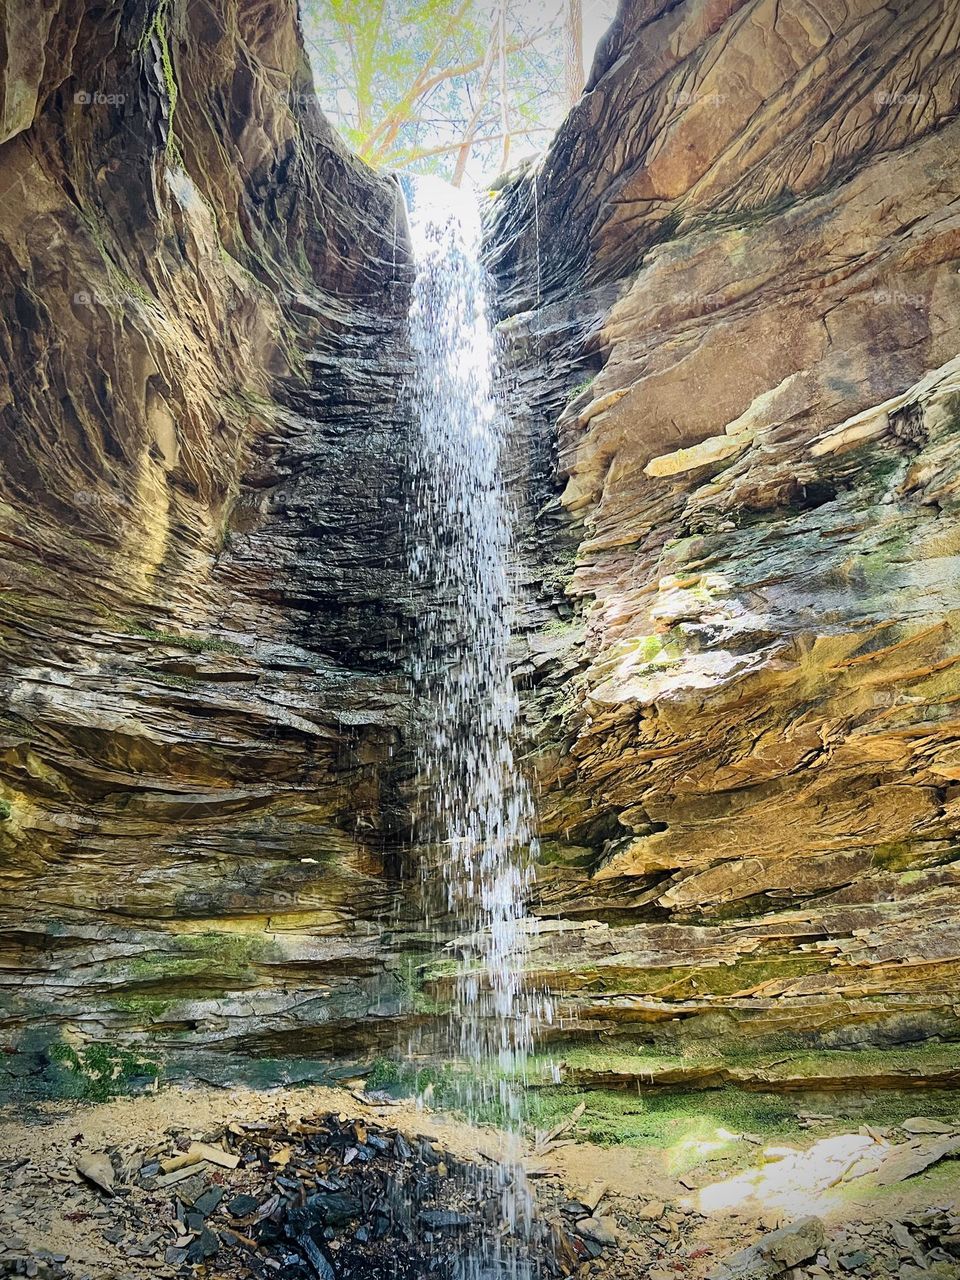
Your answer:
[489,0,960,1054]
[0,0,417,1088]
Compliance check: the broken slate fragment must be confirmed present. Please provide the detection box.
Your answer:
[581,1179,607,1213]
[576,1217,617,1246]
[874,1138,960,1186]
[193,1186,224,1216]
[227,1193,260,1218]
[561,1200,589,1217]
[170,1173,210,1204]
[419,1209,473,1230]
[185,1227,220,1263]
[155,1164,208,1189]
[639,1201,666,1221]
[709,1217,826,1280]
[309,1191,361,1225]
[394,1134,412,1160]
[188,1141,239,1169]
[76,1154,114,1196]
[900,1118,957,1135]
[839,1252,872,1271]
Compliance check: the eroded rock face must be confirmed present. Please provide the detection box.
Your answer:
[489,0,960,1053]
[3,0,960,1091]
[0,0,415,1090]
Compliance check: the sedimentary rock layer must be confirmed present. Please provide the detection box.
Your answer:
[490,0,960,1053]
[3,0,960,1088]
[0,0,414,1091]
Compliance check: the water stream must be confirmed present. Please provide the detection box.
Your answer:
[404,175,540,1277]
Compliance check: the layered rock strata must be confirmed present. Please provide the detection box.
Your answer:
[489,0,960,1054]
[0,0,414,1093]
[4,0,960,1092]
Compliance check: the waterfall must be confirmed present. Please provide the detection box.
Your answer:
[404,174,539,1277]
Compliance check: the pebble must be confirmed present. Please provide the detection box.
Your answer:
[576,1217,618,1247]
[839,1251,871,1270]
[638,1201,665,1221]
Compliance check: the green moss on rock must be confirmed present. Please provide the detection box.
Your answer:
[123,622,245,655]
[49,1041,160,1101]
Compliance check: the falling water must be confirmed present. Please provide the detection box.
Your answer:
[404,175,539,1277]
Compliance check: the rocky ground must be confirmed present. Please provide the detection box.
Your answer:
[3,0,960,1091]
[0,1085,958,1280]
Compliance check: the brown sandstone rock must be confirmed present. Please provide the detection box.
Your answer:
[0,0,415,1084]
[491,0,960,1051]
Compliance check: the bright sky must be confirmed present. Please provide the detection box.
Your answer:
[583,0,620,72]
[302,0,621,184]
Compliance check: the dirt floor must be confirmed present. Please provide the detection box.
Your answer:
[0,1083,958,1279]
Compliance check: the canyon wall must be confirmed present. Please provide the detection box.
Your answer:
[0,0,414,1096]
[489,0,960,1062]
[3,0,960,1097]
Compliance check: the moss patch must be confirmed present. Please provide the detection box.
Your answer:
[536,955,833,998]
[115,931,275,999]
[48,1041,160,1102]
[521,1084,960,1177]
[106,994,175,1021]
[122,622,245,656]
[423,951,833,1000]
[545,1038,960,1082]
[367,1051,960,1183]
[566,374,596,403]
[143,1,179,126]
[394,957,452,1017]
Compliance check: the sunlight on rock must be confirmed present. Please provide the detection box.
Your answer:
[697,1132,884,1218]
[3,0,960,1276]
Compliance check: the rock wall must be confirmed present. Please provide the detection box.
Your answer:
[489,0,960,1058]
[0,0,415,1095]
[4,0,960,1096]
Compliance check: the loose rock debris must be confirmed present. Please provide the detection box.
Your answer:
[2,1106,960,1280]
[1,1109,621,1280]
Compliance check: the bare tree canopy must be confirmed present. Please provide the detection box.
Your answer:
[300,0,615,184]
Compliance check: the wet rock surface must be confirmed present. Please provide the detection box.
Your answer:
[0,0,416,1083]
[2,0,960,1088]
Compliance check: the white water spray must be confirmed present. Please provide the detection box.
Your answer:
[404,175,539,1276]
